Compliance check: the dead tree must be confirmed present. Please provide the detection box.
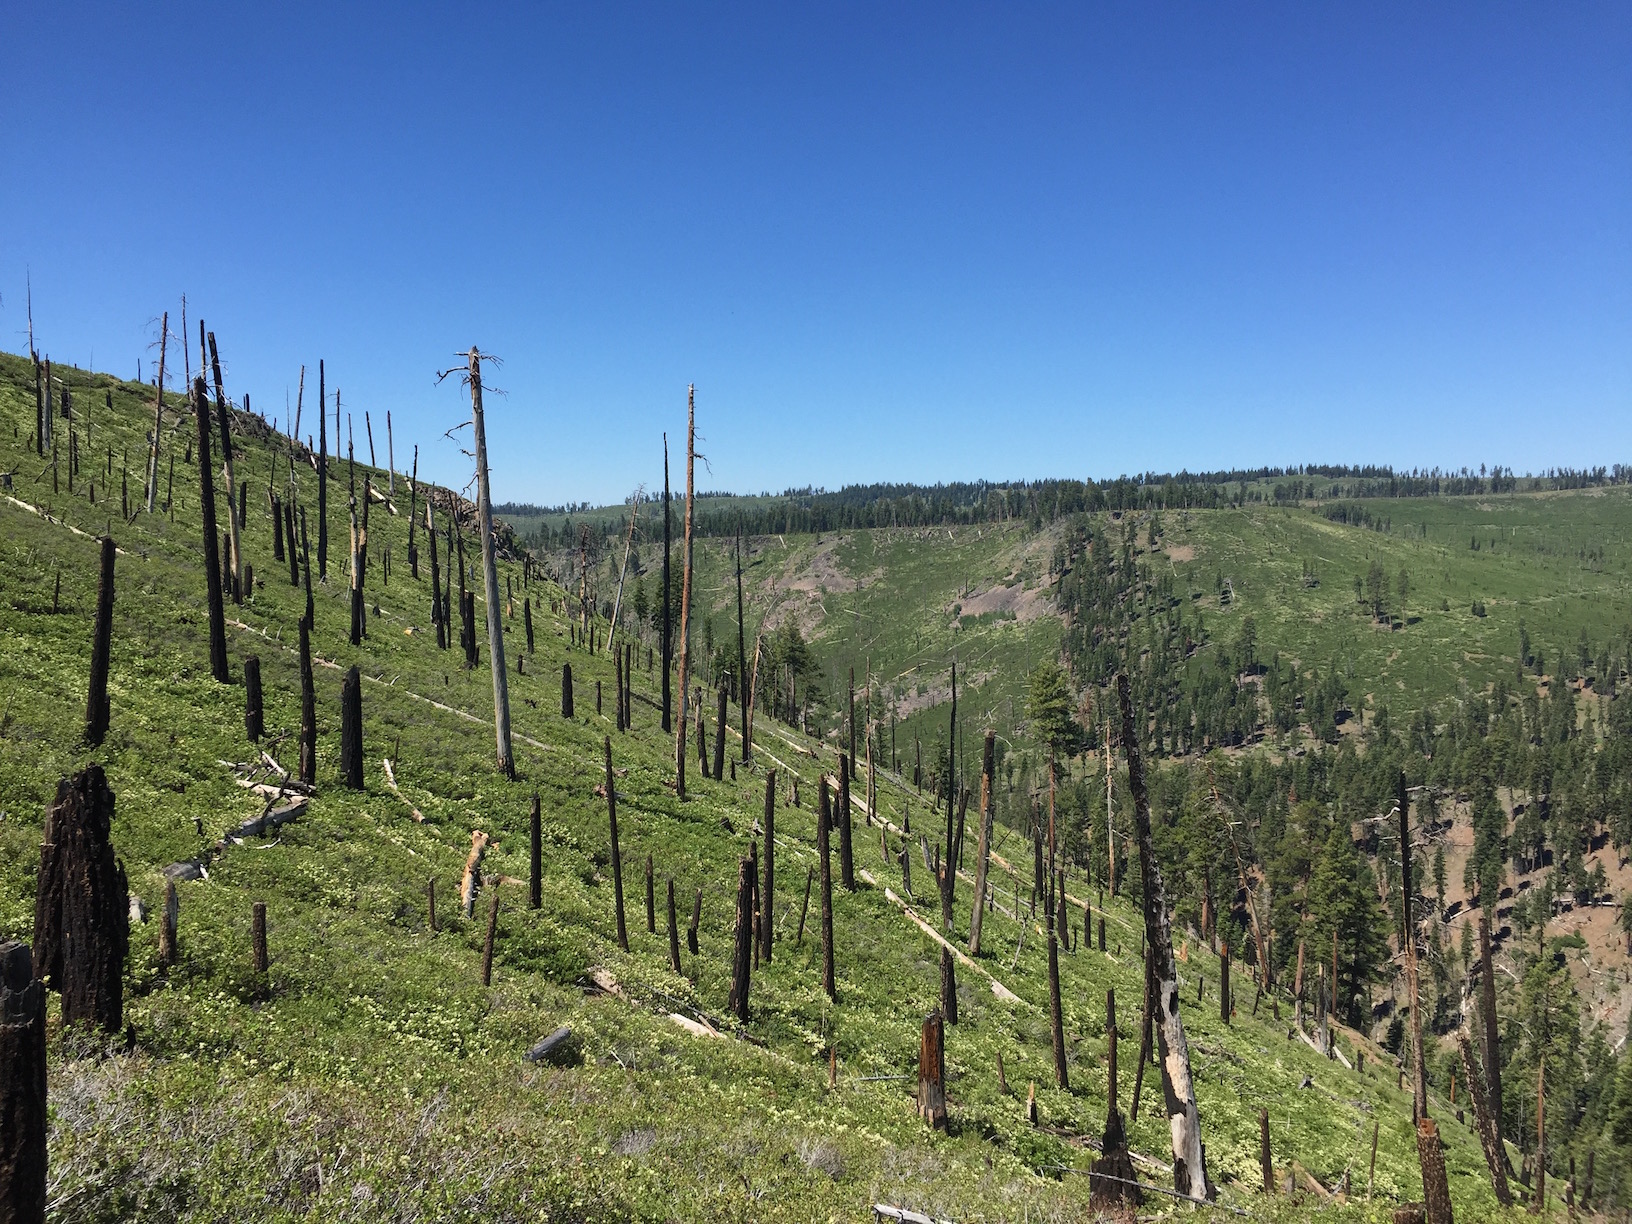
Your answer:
[1116,674,1211,1200]
[33,767,128,1032]
[481,889,499,987]
[817,778,836,1001]
[760,771,776,962]
[1090,986,1140,1209]
[661,434,672,733]
[605,737,627,951]
[728,856,754,1023]
[838,753,855,891]
[562,663,574,718]
[251,901,269,975]
[193,378,230,683]
[1416,1118,1454,1224]
[0,940,47,1222]
[427,502,444,647]
[524,598,534,654]
[1478,914,1505,1153]
[968,730,995,957]
[736,529,750,762]
[317,360,329,580]
[244,655,263,742]
[158,881,178,969]
[457,349,514,776]
[1400,771,1428,1122]
[713,686,727,782]
[674,392,696,798]
[83,535,115,745]
[144,310,167,513]
[940,945,958,1024]
[604,488,641,655]
[206,333,243,602]
[339,666,364,790]
[298,619,317,786]
[918,1011,946,1129]
[406,446,419,577]
[1458,1031,1513,1205]
[667,880,681,973]
[644,854,655,933]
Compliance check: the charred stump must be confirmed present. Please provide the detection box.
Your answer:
[243,655,264,742]
[0,941,47,1223]
[32,767,128,1032]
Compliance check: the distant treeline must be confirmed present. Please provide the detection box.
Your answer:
[510,462,1631,549]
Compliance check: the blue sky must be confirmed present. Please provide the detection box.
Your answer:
[3,4,1627,505]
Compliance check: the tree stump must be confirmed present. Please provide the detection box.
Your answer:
[940,945,958,1024]
[1416,1118,1453,1224]
[561,663,574,718]
[917,1011,946,1130]
[251,901,269,975]
[667,880,681,973]
[33,767,128,1032]
[158,880,178,970]
[339,665,364,789]
[0,941,47,1223]
[530,795,542,911]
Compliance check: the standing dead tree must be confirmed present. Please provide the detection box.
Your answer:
[317,360,329,581]
[604,487,642,656]
[728,856,754,1023]
[605,737,627,951]
[144,310,168,514]
[192,377,230,683]
[206,331,244,602]
[83,535,115,746]
[736,527,750,763]
[438,350,514,776]
[674,390,697,798]
[968,730,995,957]
[661,435,672,733]
[33,767,128,1033]
[1116,674,1211,1201]
[817,778,837,1001]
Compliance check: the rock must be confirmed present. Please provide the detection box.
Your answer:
[128,894,147,924]
[163,861,205,882]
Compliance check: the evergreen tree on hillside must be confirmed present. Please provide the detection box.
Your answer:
[1306,826,1390,1025]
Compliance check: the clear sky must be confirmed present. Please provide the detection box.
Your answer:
[3,4,1628,505]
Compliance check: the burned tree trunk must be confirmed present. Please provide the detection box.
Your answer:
[464,349,514,777]
[1400,772,1428,1123]
[760,771,776,963]
[667,880,682,973]
[83,534,115,746]
[1116,674,1211,1200]
[317,360,328,580]
[427,503,445,648]
[524,598,534,654]
[1090,986,1140,1210]
[728,856,754,1023]
[1478,914,1504,1151]
[817,778,836,1001]
[562,663,574,718]
[206,333,243,603]
[674,393,697,800]
[605,737,627,951]
[339,665,364,790]
[406,445,419,577]
[713,685,727,782]
[968,729,995,957]
[158,880,178,969]
[661,434,672,733]
[1416,1118,1454,1224]
[33,767,128,1032]
[193,377,231,683]
[940,945,958,1024]
[645,854,655,934]
[1457,1031,1513,1205]
[838,752,855,891]
[0,940,47,1223]
[243,655,263,742]
[298,619,317,787]
[918,1011,946,1130]
[736,530,750,762]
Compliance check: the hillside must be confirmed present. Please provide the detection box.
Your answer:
[0,347,1597,1221]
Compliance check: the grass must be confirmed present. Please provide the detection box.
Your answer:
[0,350,1554,1221]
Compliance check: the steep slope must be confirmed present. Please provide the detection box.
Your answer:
[0,350,1532,1221]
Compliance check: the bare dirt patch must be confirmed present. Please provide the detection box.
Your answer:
[954,579,1051,623]
[1166,544,1196,563]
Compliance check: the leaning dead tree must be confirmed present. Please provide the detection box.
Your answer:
[439,349,514,776]
[1116,674,1211,1201]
